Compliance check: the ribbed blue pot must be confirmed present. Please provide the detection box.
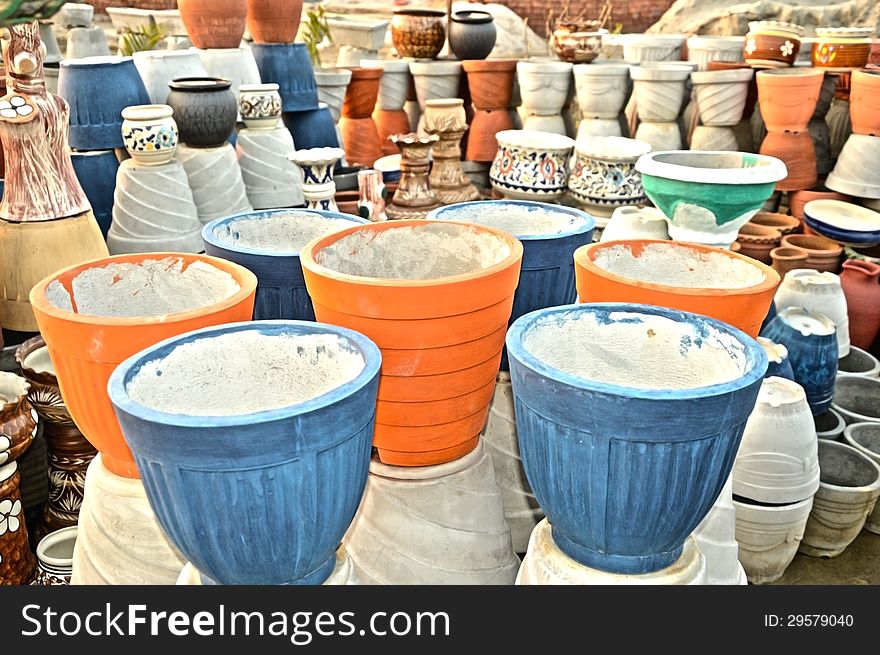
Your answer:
[282,105,339,150]
[70,150,118,238]
[251,43,318,112]
[202,210,368,321]
[761,308,839,415]
[57,56,150,150]
[108,321,381,585]
[428,200,595,369]
[507,303,767,574]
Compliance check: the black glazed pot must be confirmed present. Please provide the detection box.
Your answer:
[166,77,237,148]
[449,10,496,61]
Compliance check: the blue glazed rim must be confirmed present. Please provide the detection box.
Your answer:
[426,200,595,241]
[202,209,369,258]
[803,214,880,246]
[107,320,382,429]
[507,302,768,400]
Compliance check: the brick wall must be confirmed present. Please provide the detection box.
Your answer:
[90,0,178,12]
[494,0,677,37]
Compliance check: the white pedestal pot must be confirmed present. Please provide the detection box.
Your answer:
[516,60,573,117]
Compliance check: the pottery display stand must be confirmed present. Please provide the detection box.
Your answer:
[463,60,516,162]
[517,521,707,585]
[409,60,463,136]
[573,62,631,141]
[344,440,520,584]
[362,59,411,156]
[339,67,384,167]
[236,126,305,209]
[631,65,691,151]
[385,133,440,219]
[483,372,543,553]
[690,476,748,585]
[424,99,480,205]
[106,159,203,254]
[177,143,253,224]
[516,61,572,137]
[71,455,187,585]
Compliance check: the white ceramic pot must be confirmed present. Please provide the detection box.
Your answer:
[313,68,353,122]
[572,62,631,119]
[121,104,179,166]
[837,346,880,378]
[690,125,739,151]
[826,134,880,200]
[326,16,389,51]
[600,205,669,242]
[799,440,880,557]
[177,143,253,224]
[630,64,691,122]
[59,2,94,28]
[236,126,304,210]
[516,60,573,117]
[409,61,462,112]
[733,496,813,584]
[133,50,208,104]
[634,121,682,151]
[34,526,77,585]
[686,35,745,71]
[734,376,820,504]
[567,136,652,213]
[621,33,686,62]
[361,58,410,111]
[843,422,880,533]
[288,147,347,211]
[489,129,575,201]
[576,117,622,140]
[238,83,282,130]
[774,269,850,357]
[691,68,753,127]
[691,476,748,585]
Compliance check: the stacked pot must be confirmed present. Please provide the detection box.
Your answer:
[630,63,692,151]
[463,60,517,162]
[338,66,384,167]
[690,68,754,151]
[362,59,412,156]
[516,60,573,137]
[572,62,631,140]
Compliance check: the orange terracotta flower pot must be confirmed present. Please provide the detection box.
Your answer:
[339,116,383,167]
[574,240,781,338]
[462,59,516,110]
[373,108,410,155]
[300,220,523,466]
[749,211,800,235]
[29,254,258,478]
[756,68,825,133]
[178,0,248,50]
[780,234,843,273]
[342,67,383,119]
[850,69,880,136]
[246,0,303,44]
[759,131,817,192]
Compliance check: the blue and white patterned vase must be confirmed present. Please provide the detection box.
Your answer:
[288,147,346,212]
[121,104,179,166]
[490,129,575,201]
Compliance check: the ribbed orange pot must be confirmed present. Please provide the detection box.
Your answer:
[178,0,248,49]
[246,0,303,44]
[373,108,410,155]
[462,59,515,110]
[301,220,523,466]
[850,69,880,136]
[574,240,780,338]
[759,131,816,192]
[467,109,515,162]
[340,116,383,167]
[756,68,825,133]
[29,254,257,478]
[342,67,383,119]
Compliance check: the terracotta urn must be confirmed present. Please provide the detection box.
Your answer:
[780,234,843,273]
[339,67,383,167]
[744,21,805,68]
[735,222,782,264]
[756,68,825,133]
[812,28,872,71]
[391,8,445,60]
[246,0,303,44]
[463,59,516,162]
[178,0,248,50]
[850,69,880,136]
[840,259,880,350]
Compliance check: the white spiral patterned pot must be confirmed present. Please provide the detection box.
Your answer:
[686,35,745,71]
[238,83,282,130]
[621,33,686,62]
[691,68,753,127]
[826,134,880,199]
[121,104,178,166]
[490,129,575,200]
[567,136,652,212]
[630,64,691,122]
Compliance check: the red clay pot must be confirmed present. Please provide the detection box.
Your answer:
[178,0,248,49]
[340,116,383,168]
[756,68,825,133]
[466,108,515,163]
[462,59,515,110]
[735,222,782,264]
[374,108,410,155]
[780,234,843,273]
[246,0,303,44]
[342,67,383,119]
[850,69,880,136]
[840,259,880,349]
[750,211,800,235]
[770,245,809,277]
[759,131,816,192]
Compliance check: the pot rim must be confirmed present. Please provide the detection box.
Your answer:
[780,233,844,255]
[506,302,768,400]
[815,27,873,38]
[392,8,446,17]
[635,150,787,185]
[202,209,368,258]
[239,82,280,93]
[299,219,524,288]
[731,494,814,516]
[495,129,575,151]
[773,306,837,336]
[575,135,652,161]
[121,103,173,121]
[833,376,880,423]
[515,60,574,75]
[28,253,258,328]
[691,68,754,84]
[747,20,806,38]
[426,200,595,241]
[815,440,880,494]
[288,146,346,166]
[451,10,494,24]
[107,320,382,429]
[60,54,133,68]
[36,526,77,568]
[575,239,781,298]
[408,60,463,75]
[14,335,54,385]
[756,67,825,81]
[168,76,232,91]
[804,199,880,234]
[844,422,880,464]
[0,371,29,410]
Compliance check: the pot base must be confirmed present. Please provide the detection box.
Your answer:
[71,455,187,585]
[576,118,622,140]
[517,520,706,585]
[178,143,253,224]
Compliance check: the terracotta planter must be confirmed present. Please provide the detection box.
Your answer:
[812,28,872,71]
[850,69,880,136]
[750,211,800,235]
[246,0,303,44]
[780,234,843,273]
[29,254,258,479]
[300,220,523,466]
[391,8,445,60]
[341,67,383,119]
[788,189,851,219]
[756,68,825,133]
[178,0,247,50]
[374,109,410,155]
[340,117,383,168]
[736,222,782,264]
[841,259,880,350]
[769,246,809,277]
[463,59,515,111]
[574,240,780,338]
[759,131,817,193]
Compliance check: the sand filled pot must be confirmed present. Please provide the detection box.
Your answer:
[301,220,523,466]
[29,255,257,478]
[108,321,380,585]
[202,209,367,321]
[843,422,880,532]
[507,303,767,574]
[832,376,880,425]
[574,240,780,338]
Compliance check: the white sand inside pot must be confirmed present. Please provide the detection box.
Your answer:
[0,371,29,404]
[212,211,354,253]
[316,223,511,280]
[23,347,55,375]
[126,331,365,416]
[440,204,587,237]
[45,257,240,318]
[522,309,747,390]
[593,242,765,289]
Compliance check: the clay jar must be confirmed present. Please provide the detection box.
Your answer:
[756,68,825,133]
[178,0,248,50]
[167,78,238,147]
[850,69,880,136]
[448,10,496,61]
[770,246,809,277]
[780,234,843,273]
[759,131,817,193]
[339,67,383,168]
[391,9,445,60]
[246,0,303,44]
[121,104,179,166]
[840,259,880,350]
[735,222,782,264]
[463,60,515,162]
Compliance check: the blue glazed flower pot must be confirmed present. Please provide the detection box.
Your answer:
[108,320,381,585]
[57,56,150,150]
[282,104,339,150]
[202,209,368,321]
[70,150,119,238]
[427,200,595,369]
[761,307,839,415]
[251,43,318,112]
[507,303,767,574]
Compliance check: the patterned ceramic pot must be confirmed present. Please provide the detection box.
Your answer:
[288,147,347,211]
[550,24,607,64]
[490,130,575,201]
[812,28,872,71]
[568,136,652,213]
[0,372,36,465]
[167,77,237,148]
[31,525,76,585]
[238,83,282,130]
[0,461,36,584]
[744,21,805,68]
[121,104,179,166]
[391,9,445,60]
